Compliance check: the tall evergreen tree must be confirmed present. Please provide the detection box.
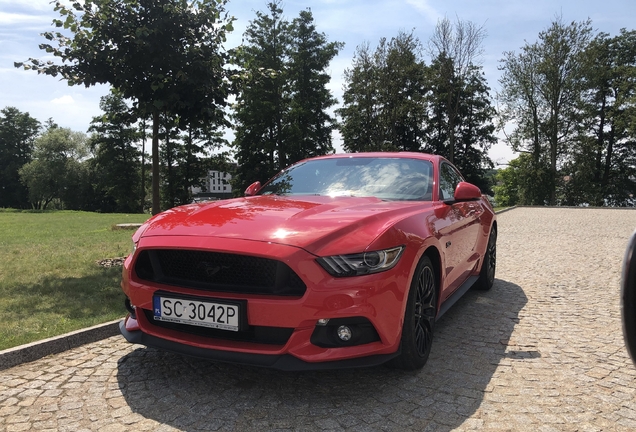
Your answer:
[424,59,496,191]
[337,42,381,152]
[427,17,487,164]
[0,107,40,208]
[232,1,290,191]
[232,2,342,191]
[452,67,497,192]
[338,31,428,152]
[287,9,343,162]
[89,92,142,213]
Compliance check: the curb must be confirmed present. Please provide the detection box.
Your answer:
[495,205,517,214]
[0,319,122,371]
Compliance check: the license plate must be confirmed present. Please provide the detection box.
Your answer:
[153,295,240,332]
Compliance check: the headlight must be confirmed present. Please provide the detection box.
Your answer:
[317,246,405,277]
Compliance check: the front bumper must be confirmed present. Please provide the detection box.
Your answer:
[119,318,399,371]
[121,235,416,368]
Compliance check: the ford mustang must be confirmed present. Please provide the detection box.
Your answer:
[120,152,497,370]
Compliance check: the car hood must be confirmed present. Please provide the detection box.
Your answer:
[138,195,433,256]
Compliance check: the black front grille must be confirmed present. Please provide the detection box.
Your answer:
[134,249,306,296]
[143,309,293,345]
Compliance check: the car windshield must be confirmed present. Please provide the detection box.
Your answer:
[258,157,433,201]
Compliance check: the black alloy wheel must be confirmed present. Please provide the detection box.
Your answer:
[475,227,497,291]
[390,255,437,370]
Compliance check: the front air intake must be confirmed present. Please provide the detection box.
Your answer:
[134,249,306,296]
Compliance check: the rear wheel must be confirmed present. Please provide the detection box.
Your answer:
[474,227,497,291]
[389,256,437,370]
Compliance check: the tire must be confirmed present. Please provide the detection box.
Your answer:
[622,232,636,365]
[474,227,497,291]
[389,256,437,370]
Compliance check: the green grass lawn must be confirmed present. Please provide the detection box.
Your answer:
[0,210,149,350]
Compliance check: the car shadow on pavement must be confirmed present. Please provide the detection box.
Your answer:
[116,279,527,431]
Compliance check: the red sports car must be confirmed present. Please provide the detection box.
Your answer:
[120,152,496,370]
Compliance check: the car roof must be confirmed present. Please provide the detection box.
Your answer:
[301,152,445,164]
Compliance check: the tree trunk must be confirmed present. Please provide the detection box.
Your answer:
[152,109,160,215]
[141,119,146,213]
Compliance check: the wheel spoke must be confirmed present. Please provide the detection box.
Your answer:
[487,235,497,279]
[413,266,436,356]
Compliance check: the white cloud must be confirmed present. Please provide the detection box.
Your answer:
[405,0,442,25]
[0,12,50,25]
[51,95,75,105]
[0,0,55,11]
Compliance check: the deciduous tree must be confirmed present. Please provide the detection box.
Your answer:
[19,127,87,210]
[16,0,233,214]
[0,107,40,208]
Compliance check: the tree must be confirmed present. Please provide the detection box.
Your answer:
[19,128,87,209]
[232,1,290,191]
[337,42,381,151]
[89,92,142,213]
[427,17,486,164]
[232,2,342,192]
[498,17,594,205]
[492,154,551,206]
[338,31,428,152]
[16,0,233,214]
[450,66,497,192]
[286,9,343,162]
[567,29,636,206]
[0,107,40,208]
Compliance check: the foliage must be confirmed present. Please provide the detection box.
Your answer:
[89,92,143,213]
[0,211,148,350]
[19,127,88,210]
[0,107,41,209]
[498,17,594,205]
[16,0,234,214]
[286,10,344,162]
[427,17,487,164]
[231,2,342,192]
[563,29,636,206]
[338,28,495,191]
[338,31,428,153]
[493,154,551,206]
[424,61,496,192]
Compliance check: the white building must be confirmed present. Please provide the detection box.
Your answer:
[190,168,235,201]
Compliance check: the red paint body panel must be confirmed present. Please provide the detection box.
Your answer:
[120,152,495,368]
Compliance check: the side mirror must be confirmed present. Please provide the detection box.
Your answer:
[453,182,481,201]
[244,181,261,197]
[622,231,636,366]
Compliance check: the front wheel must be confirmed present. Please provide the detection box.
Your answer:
[389,256,437,370]
[474,227,497,291]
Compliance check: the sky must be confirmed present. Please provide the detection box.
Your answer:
[1,0,635,165]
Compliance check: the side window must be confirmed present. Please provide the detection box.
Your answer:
[439,163,464,200]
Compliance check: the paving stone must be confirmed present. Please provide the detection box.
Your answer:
[1,208,636,430]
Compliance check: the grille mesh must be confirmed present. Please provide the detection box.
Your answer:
[134,249,306,296]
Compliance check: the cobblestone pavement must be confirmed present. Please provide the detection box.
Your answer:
[2,207,636,431]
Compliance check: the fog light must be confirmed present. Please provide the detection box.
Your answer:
[337,325,352,341]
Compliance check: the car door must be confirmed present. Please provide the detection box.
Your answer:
[436,162,483,298]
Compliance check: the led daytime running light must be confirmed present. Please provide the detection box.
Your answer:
[317,246,404,277]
